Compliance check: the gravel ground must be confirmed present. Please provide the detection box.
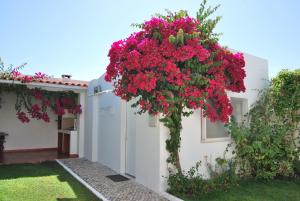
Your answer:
[59,158,169,201]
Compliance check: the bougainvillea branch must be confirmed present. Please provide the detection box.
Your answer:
[105,1,246,172]
[0,58,82,123]
[13,86,81,123]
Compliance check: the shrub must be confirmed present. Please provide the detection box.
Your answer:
[168,159,238,197]
[207,157,238,188]
[228,117,297,179]
[270,69,300,123]
[294,160,300,176]
[227,69,300,180]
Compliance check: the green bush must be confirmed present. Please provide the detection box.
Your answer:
[294,160,300,176]
[168,69,299,197]
[227,69,300,180]
[270,69,300,122]
[228,117,297,179]
[207,158,238,188]
[168,159,238,197]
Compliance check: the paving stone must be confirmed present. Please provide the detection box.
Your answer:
[59,158,169,201]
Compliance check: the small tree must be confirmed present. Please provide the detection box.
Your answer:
[105,1,246,172]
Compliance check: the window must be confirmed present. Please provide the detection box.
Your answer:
[93,85,102,94]
[231,97,245,125]
[202,97,248,142]
[148,114,157,127]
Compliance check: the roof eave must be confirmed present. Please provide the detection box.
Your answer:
[0,79,88,92]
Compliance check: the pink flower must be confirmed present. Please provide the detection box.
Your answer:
[41,113,50,122]
[32,89,43,100]
[42,99,51,107]
[11,70,21,78]
[104,13,246,123]
[34,72,47,79]
[17,112,30,123]
[21,75,33,83]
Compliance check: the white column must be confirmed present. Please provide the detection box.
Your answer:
[91,95,99,162]
[78,92,86,158]
[120,100,127,173]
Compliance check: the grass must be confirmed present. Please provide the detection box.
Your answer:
[0,161,100,201]
[176,179,300,201]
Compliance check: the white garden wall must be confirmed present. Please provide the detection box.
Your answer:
[86,75,126,173]
[135,112,161,190]
[84,94,94,161]
[96,91,124,172]
[0,93,58,150]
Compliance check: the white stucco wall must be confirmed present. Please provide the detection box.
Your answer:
[179,110,232,174]
[97,92,124,172]
[78,92,86,157]
[0,92,58,150]
[156,52,269,192]
[135,113,161,191]
[130,53,269,193]
[87,75,125,173]
[84,94,94,160]
[180,53,268,169]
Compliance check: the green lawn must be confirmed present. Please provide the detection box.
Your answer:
[176,179,300,201]
[0,161,100,201]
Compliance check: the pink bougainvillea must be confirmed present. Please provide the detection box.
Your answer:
[105,15,246,123]
[17,112,30,123]
[0,66,82,123]
[14,89,82,123]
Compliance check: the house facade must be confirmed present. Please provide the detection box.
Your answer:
[84,52,269,193]
[0,51,268,194]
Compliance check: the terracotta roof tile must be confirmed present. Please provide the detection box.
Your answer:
[5,77,89,88]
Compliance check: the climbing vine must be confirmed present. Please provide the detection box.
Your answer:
[0,58,82,123]
[104,0,246,172]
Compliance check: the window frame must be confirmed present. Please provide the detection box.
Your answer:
[201,97,248,143]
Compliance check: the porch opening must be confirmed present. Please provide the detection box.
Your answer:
[0,81,86,164]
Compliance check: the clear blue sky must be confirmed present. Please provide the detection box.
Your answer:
[1,0,299,81]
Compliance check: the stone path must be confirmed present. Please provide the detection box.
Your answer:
[59,158,168,201]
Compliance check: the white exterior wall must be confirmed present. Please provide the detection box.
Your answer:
[132,53,269,192]
[97,92,124,172]
[135,113,161,190]
[180,53,269,172]
[78,92,86,157]
[0,93,58,150]
[86,75,126,173]
[84,94,94,161]
[157,52,269,192]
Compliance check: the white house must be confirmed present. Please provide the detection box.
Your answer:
[84,52,269,193]
[0,51,268,195]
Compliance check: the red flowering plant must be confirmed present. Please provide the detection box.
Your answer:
[0,58,82,123]
[105,1,245,172]
[14,88,81,123]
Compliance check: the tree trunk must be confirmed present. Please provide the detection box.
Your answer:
[175,149,182,173]
[163,105,183,173]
